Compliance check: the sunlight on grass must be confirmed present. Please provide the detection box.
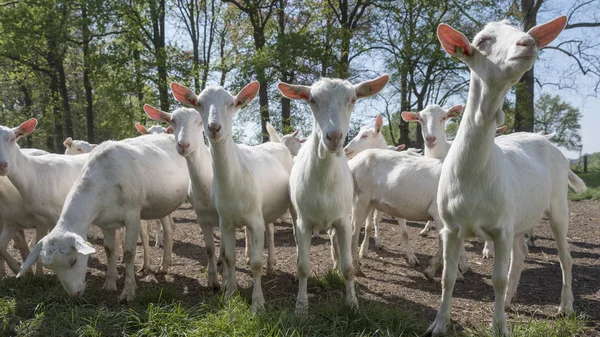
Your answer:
[0,270,591,336]
[462,313,589,337]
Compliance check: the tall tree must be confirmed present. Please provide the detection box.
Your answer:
[174,0,219,92]
[121,0,169,111]
[222,0,278,142]
[512,0,600,132]
[326,0,377,78]
[534,94,582,151]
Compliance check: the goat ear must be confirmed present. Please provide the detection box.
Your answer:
[437,24,472,57]
[495,125,508,135]
[63,137,73,147]
[17,240,42,277]
[165,126,174,134]
[299,138,307,143]
[171,82,198,106]
[401,111,419,122]
[292,128,300,137]
[278,82,311,101]
[90,144,97,149]
[73,235,96,256]
[527,16,567,49]
[447,105,463,118]
[374,115,383,133]
[235,81,259,108]
[355,74,389,99]
[135,123,148,135]
[13,118,37,140]
[144,104,172,124]
[396,144,406,151]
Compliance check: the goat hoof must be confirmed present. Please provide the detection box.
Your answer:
[419,230,429,237]
[407,255,420,267]
[423,269,436,282]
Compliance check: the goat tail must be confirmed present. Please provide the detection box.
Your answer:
[266,122,281,142]
[568,170,587,194]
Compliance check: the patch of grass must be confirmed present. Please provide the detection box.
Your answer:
[308,268,346,291]
[0,272,591,336]
[569,169,600,201]
[463,313,589,337]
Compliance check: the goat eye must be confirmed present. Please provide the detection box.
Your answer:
[350,98,357,104]
[70,258,77,268]
[476,36,490,47]
[361,134,368,139]
[309,98,316,105]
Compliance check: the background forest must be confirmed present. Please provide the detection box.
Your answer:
[0,0,598,154]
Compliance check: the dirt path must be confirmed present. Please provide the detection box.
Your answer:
[7,200,600,333]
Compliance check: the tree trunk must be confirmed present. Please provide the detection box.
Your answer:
[151,0,169,111]
[21,85,34,148]
[134,49,146,123]
[82,2,94,143]
[398,64,410,146]
[57,56,73,139]
[514,0,538,132]
[253,26,270,142]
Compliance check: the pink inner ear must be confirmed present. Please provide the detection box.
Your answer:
[143,104,170,123]
[401,111,419,122]
[235,81,260,107]
[278,83,310,101]
[18,118,37,137]
[396,144,406,151]
[135,123,147,135]
[527,16,567,49]
[447,105,463,118]
[375,114,383,132]
[438,24,470,56]
[292,128,300,137]
[166,126,174,134]
[171,82,196,105]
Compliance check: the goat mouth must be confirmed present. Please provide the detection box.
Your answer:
[425,143,436,149]
[344,150,354,158]
[509,53,535,61]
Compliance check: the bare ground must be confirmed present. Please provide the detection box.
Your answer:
[6,200,600,333]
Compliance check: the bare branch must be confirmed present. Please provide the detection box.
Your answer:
[566,22,600,29]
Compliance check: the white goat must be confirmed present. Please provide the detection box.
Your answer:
[18,134,189,302]
[135,123,174,135]
[145,104,277,288]
[401,105,461,238]
[266,122,306,156]
[131,121,179,272]
[0,148,48,278]
[425,16,582,336]
[343,115,413,259]
[170,82,293,312]
[63,137,96,155]
[0,120,89,274]
[278,74,389,314]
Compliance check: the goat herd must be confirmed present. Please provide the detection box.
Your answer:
[0,15,588,337]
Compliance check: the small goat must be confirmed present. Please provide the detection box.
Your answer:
[279,74,390,314]
[425,16,580,336]
[343,115,414,260]
[64,137,96,155]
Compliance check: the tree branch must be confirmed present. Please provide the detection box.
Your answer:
[566,22,600,29]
